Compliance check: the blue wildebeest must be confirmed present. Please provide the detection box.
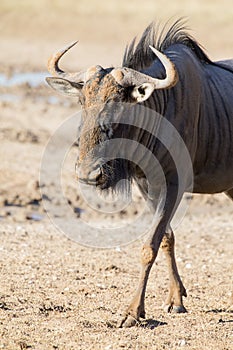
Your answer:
[46,20,233,327]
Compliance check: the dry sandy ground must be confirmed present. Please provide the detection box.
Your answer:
[0,1,233,349]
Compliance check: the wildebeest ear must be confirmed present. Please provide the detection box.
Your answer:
[131,83,155,103]
[45,77,83,97]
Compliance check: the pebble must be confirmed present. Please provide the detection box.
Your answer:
[178,339,186,346]
[26,212,44,221]
[185,263,192,269]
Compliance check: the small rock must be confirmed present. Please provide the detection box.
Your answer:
[185,263,192,269]
[26,212,44,221]
[178,339,186,346]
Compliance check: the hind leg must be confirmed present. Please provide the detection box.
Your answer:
[225,188,233,200]
[161,230,187,313]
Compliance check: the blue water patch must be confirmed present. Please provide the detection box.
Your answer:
[0,71,71,105]
[0,72,48,87]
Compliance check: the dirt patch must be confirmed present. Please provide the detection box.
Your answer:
[0,210,232,349]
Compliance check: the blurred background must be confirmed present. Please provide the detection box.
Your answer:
[1,0,233,72]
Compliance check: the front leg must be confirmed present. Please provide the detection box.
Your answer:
[119,212,174,327]
[119,243,157,327]
[119,184,183,327]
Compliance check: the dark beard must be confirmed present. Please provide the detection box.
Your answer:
[98,158,132,195]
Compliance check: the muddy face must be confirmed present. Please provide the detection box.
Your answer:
[76,70,133,191]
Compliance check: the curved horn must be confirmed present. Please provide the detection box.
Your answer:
[111,46,178,89]
[149,46,178,88]
[47,41,85,83]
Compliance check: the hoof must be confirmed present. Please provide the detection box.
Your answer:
[173,305,187,313]
[118,315,139,328]
[118,306,145,328]
[163,304,187,313]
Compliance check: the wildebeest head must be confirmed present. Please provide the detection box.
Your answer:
[46,42,178,191]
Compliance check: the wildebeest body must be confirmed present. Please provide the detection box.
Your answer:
[140,44,233,193]
[46,19,233,327]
